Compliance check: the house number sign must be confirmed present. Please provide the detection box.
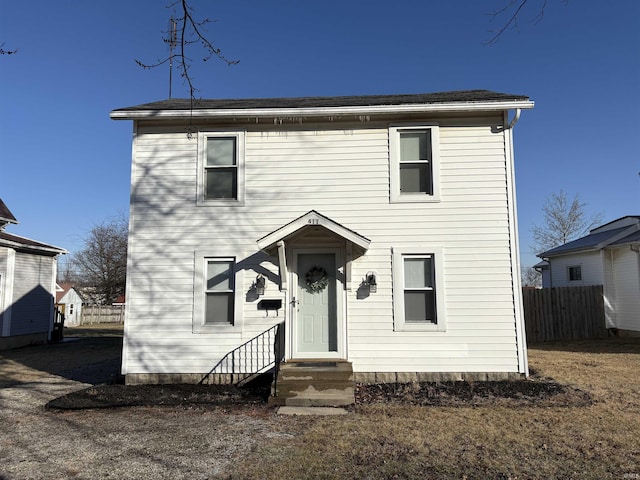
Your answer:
[307,218,320,225]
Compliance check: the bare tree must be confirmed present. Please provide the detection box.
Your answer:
[71,214,128,304]
[486,0,569,46]
[531,190,603,255]
[135,0,238,100]
[521,266,542,288]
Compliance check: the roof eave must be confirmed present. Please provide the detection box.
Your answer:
[0,237,67,255]
[110,100,535,120]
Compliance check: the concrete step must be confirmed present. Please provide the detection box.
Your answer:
[270,360,355,407]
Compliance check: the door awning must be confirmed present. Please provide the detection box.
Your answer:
[257,210,371,254]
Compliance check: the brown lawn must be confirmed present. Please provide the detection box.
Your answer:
[230,337,640,480]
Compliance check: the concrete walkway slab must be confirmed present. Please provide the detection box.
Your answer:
[276,406,349,416]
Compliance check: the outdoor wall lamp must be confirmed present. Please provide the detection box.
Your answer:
[365,272,377,293]
[255,274,266,296]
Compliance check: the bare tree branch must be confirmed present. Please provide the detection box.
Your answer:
[485,0,568,46]
[0,43,18,55]
[135,0,238,100]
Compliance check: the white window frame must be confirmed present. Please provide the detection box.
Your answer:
[193,252,242,333]
[389,124,441,203]
[197,130,246,206]
[567,265,582,282]
[392,246,446,332]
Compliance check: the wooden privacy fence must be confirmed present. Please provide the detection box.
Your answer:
[80,305,125,325]
[523,285,607,342]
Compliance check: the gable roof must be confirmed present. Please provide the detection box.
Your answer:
[111,90,533,120]
[56,282,85,303]
[257,210,371,253]
[538,216,640,258]
[0,198,18,227]
[0,231,67,256]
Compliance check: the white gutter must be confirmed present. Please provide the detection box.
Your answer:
[111,100,535,120]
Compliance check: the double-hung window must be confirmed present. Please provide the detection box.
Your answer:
[205,259,235,325]
[193,253,238,332]
[198,131,245,205]
[389,125,440,203]
[392,246,445,331]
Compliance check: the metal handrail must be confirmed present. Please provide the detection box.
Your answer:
[200,321,285,385]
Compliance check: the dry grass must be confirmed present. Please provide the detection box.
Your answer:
[227,337,640,480]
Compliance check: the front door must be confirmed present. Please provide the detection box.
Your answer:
[294,252,338,357]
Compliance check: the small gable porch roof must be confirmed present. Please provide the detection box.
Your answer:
[257,210,370,254]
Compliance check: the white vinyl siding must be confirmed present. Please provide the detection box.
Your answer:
[611,247,640,332]
[124,115,523,375]
[9,253,55,336]
[549,251,603,287]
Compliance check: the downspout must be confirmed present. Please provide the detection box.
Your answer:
[504,108,528,376]
[507,108,522,130]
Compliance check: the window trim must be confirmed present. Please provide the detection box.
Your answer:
[567,265,582,282]
[392,246,446,332]
[193,251,242,333]
[389,124,441,203]
[197,130,246,206]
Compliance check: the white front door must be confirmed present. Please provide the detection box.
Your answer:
[293,252,339,357]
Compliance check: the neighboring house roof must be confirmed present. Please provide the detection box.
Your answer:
[0,198,18,227]
[111,90,533,119]
[0,231,67,256]
[538,216,640,258]
[533,260,549,270]
[56,282,85,303]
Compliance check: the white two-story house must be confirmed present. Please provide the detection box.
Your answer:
[111,90,534,403]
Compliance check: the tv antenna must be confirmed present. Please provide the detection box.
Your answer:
[164,17,178,98]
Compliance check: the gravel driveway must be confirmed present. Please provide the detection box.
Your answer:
[0,326,294,480]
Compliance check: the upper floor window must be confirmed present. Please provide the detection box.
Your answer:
[198,131,245,205]
[389,125,440,203]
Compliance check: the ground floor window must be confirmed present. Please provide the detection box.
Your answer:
[392,246,445,331]
[205,259,235,325]
[193,252,237,332]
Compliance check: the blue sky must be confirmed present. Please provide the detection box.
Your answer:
[1,0,638,270]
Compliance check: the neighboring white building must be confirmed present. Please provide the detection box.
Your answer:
[111,90,534,393]
[0,199,66,349]
[55,283,84,326]
[536,216,640,333]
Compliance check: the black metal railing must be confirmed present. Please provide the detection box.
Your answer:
[51,307,65,342]
[200,321,285,385]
